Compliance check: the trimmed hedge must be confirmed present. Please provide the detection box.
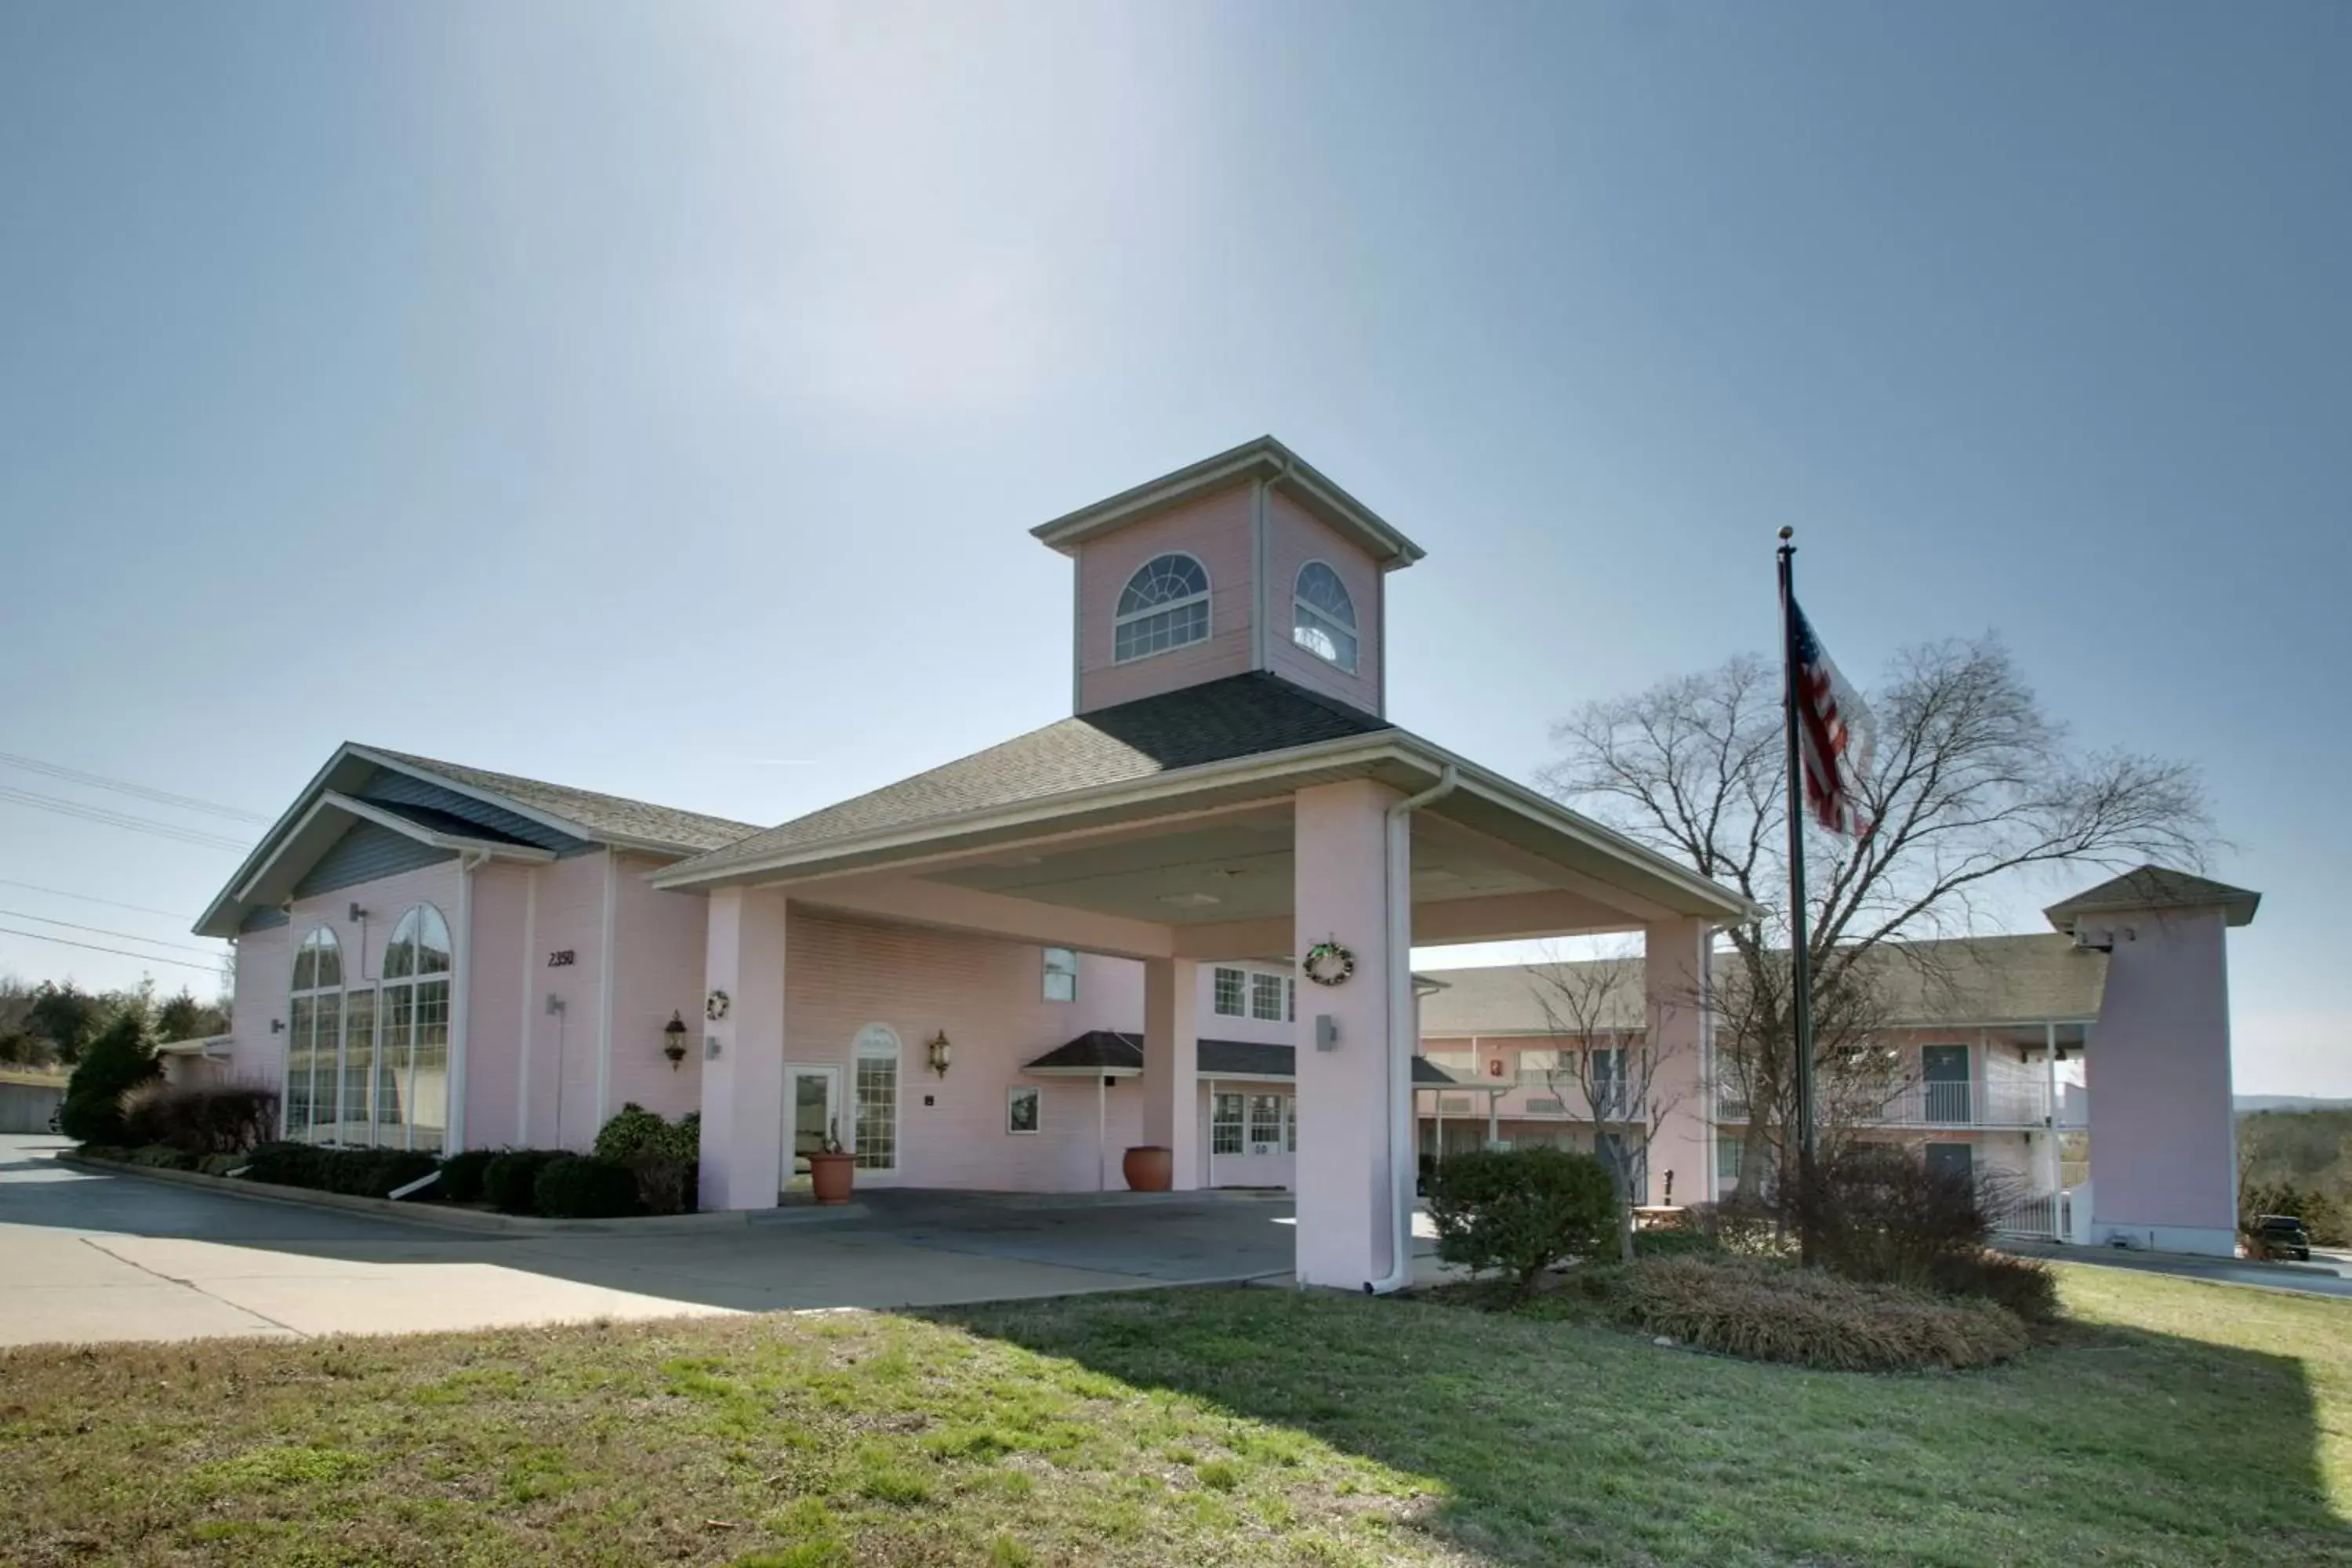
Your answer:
[534,1156,640,1220]
[231,1141,437,1199]
[437,1149,500,1206]
[591,1104,700,1215]
[482,1150,571,1216]
[120,1082,280,1154]
[1427,1146,1620,1299]
[126,1143,199,1171]
[1570,1254,2031,1372]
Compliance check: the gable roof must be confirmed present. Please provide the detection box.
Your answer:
[197,744,764,936]
[1030,435,1426,568]
[662,673,1392,881]
[2044,864,2261,929]
[1419,933,2111,1036]
[365,748,760,855]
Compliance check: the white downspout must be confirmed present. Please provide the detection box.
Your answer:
[1366,763,1458,1294]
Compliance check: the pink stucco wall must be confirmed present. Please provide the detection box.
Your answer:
[606,852,710,1127]
[227,920,289,1092]
[785,910,1149,1192]
[514,851,612,1152]
[2085,907,2238,1246]
[462,861,532,1152]
[1263,489,1384,715]
[1074,483,1255,713]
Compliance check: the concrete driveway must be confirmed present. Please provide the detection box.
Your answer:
[0,1135,1298,1347]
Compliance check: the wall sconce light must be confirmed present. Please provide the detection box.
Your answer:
[927,1031,953,1078]
[270,1018,284,1035]
[662,1011,689,1070]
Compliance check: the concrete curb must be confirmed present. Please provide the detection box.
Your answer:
[56,1153,872,1235]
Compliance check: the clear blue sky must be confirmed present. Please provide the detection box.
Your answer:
[2,3,2344,1091]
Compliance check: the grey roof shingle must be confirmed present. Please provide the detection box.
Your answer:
[368,748,763,855]
[361,798,545,849]
[1418,933,2111,1036]
[670,673,1391,878]
[2045,865,2260,927]
[1020,1030,1463,1085]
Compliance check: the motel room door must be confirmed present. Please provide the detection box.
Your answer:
[781,1064,841,1190]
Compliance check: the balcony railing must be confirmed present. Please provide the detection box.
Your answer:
[1714,1077,2078,1131]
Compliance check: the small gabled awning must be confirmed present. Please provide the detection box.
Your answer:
[1020,1033,1477,1089]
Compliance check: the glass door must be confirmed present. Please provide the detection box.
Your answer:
[782,1065,842,1191]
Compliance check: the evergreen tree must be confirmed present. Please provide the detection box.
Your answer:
[58,1007,161,1145]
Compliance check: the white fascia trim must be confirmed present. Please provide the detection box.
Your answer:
[196,744,365,935]
[344,746,739,860]
[226,791,554,907]
[649,731,1749,923]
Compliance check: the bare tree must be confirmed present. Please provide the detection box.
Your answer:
[1541,637,2212,1200]
[1526,949,1693,1262]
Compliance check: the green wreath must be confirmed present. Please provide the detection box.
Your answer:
[1302,941,1356,987]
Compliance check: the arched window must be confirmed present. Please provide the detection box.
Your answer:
[1112,553,1210,663]
[852,1024,902,1173]
[285,927,343,1142]
[379,905,453,1152]
[1292,561,1359,673]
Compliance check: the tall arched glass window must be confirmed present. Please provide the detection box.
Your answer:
[1112,553,1210,662]
[1292,561,1359,673]
[852,1024,902,1173]
[379,904,453,1152]
[285,927,343,1142]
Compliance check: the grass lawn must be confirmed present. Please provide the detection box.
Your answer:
[2,1265,2347,1566]
[0,1065,67,1087]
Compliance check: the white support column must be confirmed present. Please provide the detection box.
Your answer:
[1096,1076,1107,1192]
[1142,956,1200,1189]
[1645,916,1712,1211]
[698,887,788,1211]
[1292,779,1406,1290]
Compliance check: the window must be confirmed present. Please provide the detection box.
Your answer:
[1006,1085,1040,1135]
[1516,1048,1558,1083]
[1112,553,1210,662]
[378,906,452,1152]
[1211,1092,1245,1156]
[1213,967,1246,1018]
[285,928,344,1143]
[1042,946,1078,1003]
[339,987,376,1145]
[1425,1049,1476,1076]
[1925,1142,1976,1182]
[1291,561,1359,673]
[1589,1046,1627,1118]
[1248,1094,1284,1155]
[854,1025,901,1171]
[1250,972,1287,1023]
[1284,1097,1297,1152]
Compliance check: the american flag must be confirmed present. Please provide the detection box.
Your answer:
[1790,599,1875,837]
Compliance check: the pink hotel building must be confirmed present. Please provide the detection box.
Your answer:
[190,438,2259,1277]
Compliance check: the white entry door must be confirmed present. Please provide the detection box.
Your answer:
[782,1064,842,1190]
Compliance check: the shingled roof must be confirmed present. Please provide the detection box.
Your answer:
[666,673,1391,880]
[2044,865,2261,929]
[1020,1029,1464,1085]
[368,748,763,854]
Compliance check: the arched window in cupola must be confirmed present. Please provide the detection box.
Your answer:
[1112,553,1210,663]
[1292,561,1359,673]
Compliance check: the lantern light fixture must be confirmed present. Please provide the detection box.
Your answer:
[927,1031,953,1079]
[662,1011,690,1069]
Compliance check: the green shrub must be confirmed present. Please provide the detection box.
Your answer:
[1798,1145,1991,1287]
[243,1140,328,1189]
[1426,1146,1620,1298]
[1573,1254,2030,1371]
[437,1149,501,1205]
[1633,1226,1721,1260]
[1928,1249,2060,1323]
[319,1149,438,1199]
[198,1152,245,1177]
[482,1150,571,1215]
[534,1156,640,1220]
[59,1011,161,1145]
[120,1081,280,1153]
[593,1103,668,1163]
[127,1143,199,1171]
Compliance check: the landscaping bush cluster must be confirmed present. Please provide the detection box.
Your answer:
[533,1156,641,1219]
[436,1148,500,1205]
[118,1081,280,1154]
[1425,1146,1620,1299]
[239,1141,439,1199]
[592,1102,700,1215]
[56,1011,161,1145]
[482,1149,571,1214]
[1565,1253,2031,1372]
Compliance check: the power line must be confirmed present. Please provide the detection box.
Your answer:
[0,750,269,823]
[0,926,223,974]
[0,878,193,921]
[0,785,250,851]
[0,909,223,956]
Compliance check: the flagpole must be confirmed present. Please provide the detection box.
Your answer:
[1777,527,1819,1265]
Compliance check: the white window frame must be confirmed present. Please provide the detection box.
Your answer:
[1247,1093,1285,1156]
[1291,560,1359,673]
[1213,967,1246,1018]
[1042,946,1078,1004]
[378,904,453,1153]
[853,1024,903,1174]
[1249,971,1287,1023]
[1112,552,1211,665]
[1210,1091,1245,1156]
[285,926,344,1143]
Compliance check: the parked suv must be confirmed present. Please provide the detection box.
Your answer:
[2255,1214,2314,1261]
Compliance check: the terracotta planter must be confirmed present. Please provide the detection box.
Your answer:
[807,1152,856,1206]
[1122,1145,1173,1192]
